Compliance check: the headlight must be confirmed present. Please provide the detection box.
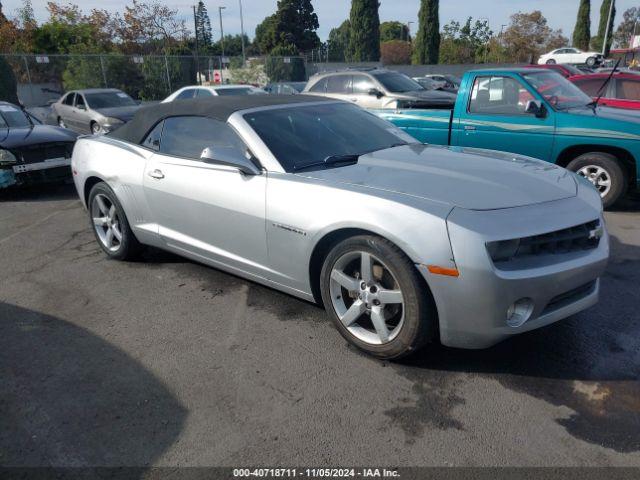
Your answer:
[0,149,17,166]
[486,239,520,262]
[102,117,124,132]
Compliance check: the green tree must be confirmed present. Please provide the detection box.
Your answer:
[254,14,278,54]
[614,7,639,48]
[348,0,380,61]
[327,20,350,61]
[0,56,19,104]
[413,0,440,64]
[503,10,568,63]
[573,0,591,50]
[439,17,492,64]
[195,0,213,47]
[380,21,410,42]
[211,34,250,57]
[265,43,305,81]
[380,40,411,64]
[254,0,319,54]
[591,0,616,55]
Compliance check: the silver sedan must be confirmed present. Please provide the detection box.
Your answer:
[71,96,609,359]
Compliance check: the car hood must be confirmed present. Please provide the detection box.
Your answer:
[0,125,78,149]
[558,106,640,140]
[95,105,140,122]
[295,144,577,211]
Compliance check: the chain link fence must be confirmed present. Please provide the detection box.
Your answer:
[1,54,309,107]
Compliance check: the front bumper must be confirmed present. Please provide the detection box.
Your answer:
[420,196,609,349]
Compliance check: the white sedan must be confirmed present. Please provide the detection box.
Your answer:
[538,48,603,67]
[162,85,266,103]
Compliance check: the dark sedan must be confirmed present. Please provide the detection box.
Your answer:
[0,102,77,189]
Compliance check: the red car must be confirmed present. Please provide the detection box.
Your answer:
[523,63,585,78]
[568,73,640,110]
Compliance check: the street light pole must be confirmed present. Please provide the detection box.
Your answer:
[239,0,246,66]
[193,4,200,85]
[218,6,226,83]
[602,0,615,57]
[406,21,414,42]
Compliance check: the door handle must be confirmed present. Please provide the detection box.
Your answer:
[148,169,165,179]
[464,125,476,131]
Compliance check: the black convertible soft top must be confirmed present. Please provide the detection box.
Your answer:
[109,94,333,145]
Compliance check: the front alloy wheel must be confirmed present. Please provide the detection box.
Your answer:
[320,235,436,359]
[577,165,611,198]
[91,122,102,135]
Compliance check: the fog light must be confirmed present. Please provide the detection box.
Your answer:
[506,298,534,327]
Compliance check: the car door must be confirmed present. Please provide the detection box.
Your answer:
[57,93,76,128]
[456,74,556,161]
[142,115,270,279]
[324,74,353,103]
[351,74,383,108]
[73,93,92,133]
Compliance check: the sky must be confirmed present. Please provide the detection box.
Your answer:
[1,0,638,42]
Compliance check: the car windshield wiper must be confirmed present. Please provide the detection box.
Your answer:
[294,154,360,172]
[587,58,621,111]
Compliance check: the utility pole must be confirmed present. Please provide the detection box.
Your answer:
[239,0,246,66]
[602,0,615,57]
[218,6,226,83]
[406,21,414,42]
[193,5,200,85]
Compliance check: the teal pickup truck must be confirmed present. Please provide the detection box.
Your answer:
[375,68,640,207]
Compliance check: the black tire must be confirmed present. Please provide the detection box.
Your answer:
[546,59,556,65]
[90,122,101,135]
[88,181,142,261]
[57,117,66,128]
[320,235,437,360]
[566,152,627,208]
[586,56,597,67]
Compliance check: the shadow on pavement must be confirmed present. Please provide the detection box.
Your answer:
[0,183,78,203]
[0,302,187,467]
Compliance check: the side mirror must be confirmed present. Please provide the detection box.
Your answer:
[200,146,261,176]
[525,100,545,117]
[76,104,86,110]
[368,88,384,98]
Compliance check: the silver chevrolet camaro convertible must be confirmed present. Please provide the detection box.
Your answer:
[71,95,609,359]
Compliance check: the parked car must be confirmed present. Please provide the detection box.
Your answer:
[595,67,640,75]
[0,101,77,189]
[264,82,307,94]
[414,74,461,92]
[71,95,608,359]
[523,63,584,78]
[51,89,141,135]
[162,85,267,102]
[538,48,603,67]
[375,68,640,208]
[304,68,457,109]
[569,73,640,110]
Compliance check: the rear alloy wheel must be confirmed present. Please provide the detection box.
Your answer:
[88,182,141,260]
[567,152,627,208]
[58,117,66,128]
[91,122,102,135]
[320,235,436,359]
[546,59,556,65]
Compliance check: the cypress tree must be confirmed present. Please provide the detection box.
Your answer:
[594,0,616,56]
[348,0,381,61]
[195,1,213,47]
[573,0,591,50]
[413,0,440,64]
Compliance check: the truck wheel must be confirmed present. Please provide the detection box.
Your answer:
[586,56,597,67]
[567,152,627,208]
[546,59,556,65]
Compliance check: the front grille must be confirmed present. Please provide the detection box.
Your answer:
[542,280,597,314]
[489,220,602,264]
[517,220,601,256]
[15,142,73,165]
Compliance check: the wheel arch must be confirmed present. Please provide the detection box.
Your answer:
[83,175,106,207]
[556,144,637,189]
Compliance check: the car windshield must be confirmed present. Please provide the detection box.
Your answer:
[85,91,137,109]
[372,72,424,93]
[244,102,418,172]
[0,104,32,128]
[562,64,584,76]
[444,75,461,86]
[522,71,593,110]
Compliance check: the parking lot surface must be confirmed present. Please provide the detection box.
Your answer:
[1,185,639,467]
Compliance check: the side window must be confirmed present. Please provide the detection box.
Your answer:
[615,79,640,100]
[352,74,375,94]
[75,94,85,108]
[196,88,213,98]
[63,93,76,106]
[141,121,164,151]
[469,76,534,115]
[308,78,327,93]
[326,75,352,94]
[159,116,246,160]
[574,79,605,97]
[175,88,197,100]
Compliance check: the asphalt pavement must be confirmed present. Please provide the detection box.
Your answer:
[0,184,639,467]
